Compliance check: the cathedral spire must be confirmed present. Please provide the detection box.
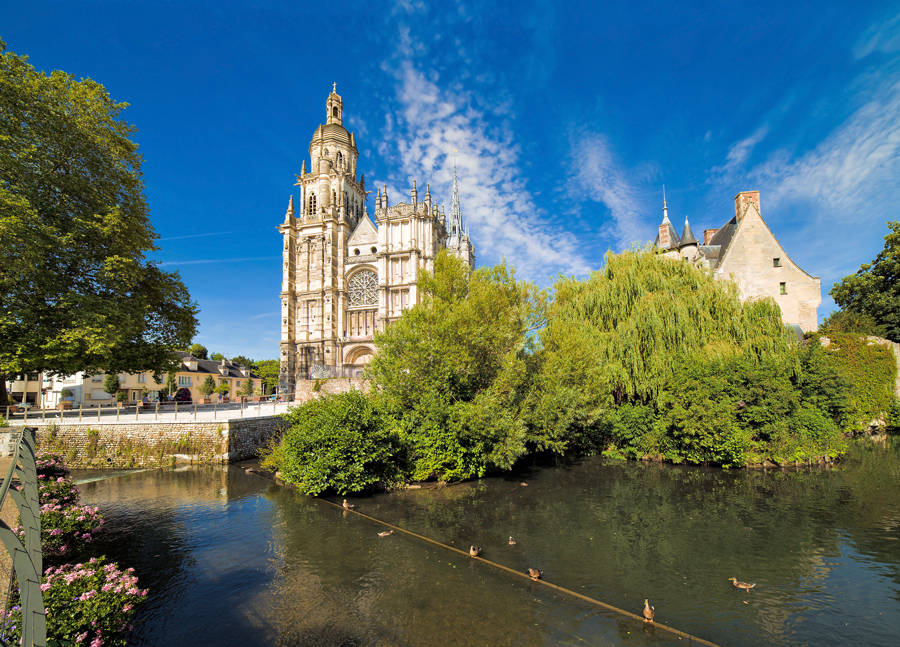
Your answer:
[285,195,294,223]
[448,150,463,246]
[662,185,670,225]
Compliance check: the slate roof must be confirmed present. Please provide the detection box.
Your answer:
[175,352,260,380]
[704,216,739,269]
[653,223,681,249]
[680,218,698,246]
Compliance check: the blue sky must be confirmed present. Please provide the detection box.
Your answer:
[5,0,900,361]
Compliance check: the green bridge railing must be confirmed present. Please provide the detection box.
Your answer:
[0,427,46,647]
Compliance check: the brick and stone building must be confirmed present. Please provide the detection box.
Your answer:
[277,86,475,392]
[656,189,821,333]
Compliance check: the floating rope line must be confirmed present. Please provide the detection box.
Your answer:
[321,498,721,647]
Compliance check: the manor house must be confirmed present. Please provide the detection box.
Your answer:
[655,190,821,333]
[277,86,475,392]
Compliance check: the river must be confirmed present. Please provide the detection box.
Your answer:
[73,436,900,646]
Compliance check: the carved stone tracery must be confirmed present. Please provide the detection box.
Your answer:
[348,270,378,307]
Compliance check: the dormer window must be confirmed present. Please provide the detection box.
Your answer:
[773,258,781,267]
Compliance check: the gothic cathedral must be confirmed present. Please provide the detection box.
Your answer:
[277,86,475,393]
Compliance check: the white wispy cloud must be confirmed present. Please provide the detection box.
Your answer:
[372,18,591,282]
[709,74,900,295]
[565,131,651,249]
[158,227,270,242]
[712,126,769,177]
[854,10,900,59]
[158,256,281,267]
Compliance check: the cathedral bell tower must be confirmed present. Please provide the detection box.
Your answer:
[276,85,367,393]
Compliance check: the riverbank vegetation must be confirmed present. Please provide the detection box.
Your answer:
[263,249,899,494]
[1,451,146,646]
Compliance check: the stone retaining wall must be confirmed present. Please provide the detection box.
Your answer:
[294,378,370,403]
[13,416,286,469]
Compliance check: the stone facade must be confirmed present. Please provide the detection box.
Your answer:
[277,87,475,392]
[15,416,285,469]
[657,190,821,333]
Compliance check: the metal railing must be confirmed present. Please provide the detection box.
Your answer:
[3,397,297,426]
[0,427,46,646]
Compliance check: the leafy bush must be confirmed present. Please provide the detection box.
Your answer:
[38,474,80,507]
[0,557,147,647]
[604,404,656,460]
[36,450,70,478]
[21,503,104,557]
[115,391,128,403]
[820,334,897,430]
[263,390,405,495]
[888,398,900,434]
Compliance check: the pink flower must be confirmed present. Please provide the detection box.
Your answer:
[122,604,132,612]
[78,590,97,601]
[40,583,51,592]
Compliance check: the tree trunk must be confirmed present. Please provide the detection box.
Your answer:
[0,373,8,409]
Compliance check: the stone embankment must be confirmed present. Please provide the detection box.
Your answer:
[2,416,285,469]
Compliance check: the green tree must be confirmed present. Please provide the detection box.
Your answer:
[368,251,547,481]
[165,372,177,399]
[198,375,216,399]
[238,379,255,397]
[253,359,280,394]
[0,42,197,407]
[527,247,795,454]
[819,310,885,337]
[189,344,208,360]
[103,374,120,398]
[230,355,254,368]
[214,382,231,398]
[209,352,225,361]
[830,221,900,342]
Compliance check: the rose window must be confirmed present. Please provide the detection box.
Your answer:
[348,270,378,306]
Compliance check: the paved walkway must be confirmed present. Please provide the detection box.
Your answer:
[0,456,16,609]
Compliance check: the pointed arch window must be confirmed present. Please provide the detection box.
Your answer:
[308,192,317,214]
[336,151,343,168]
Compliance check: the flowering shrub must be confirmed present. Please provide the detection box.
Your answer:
[18,504,104,557]
[38,473,81,507]
[0,557,147,647]
[35,451,70,479]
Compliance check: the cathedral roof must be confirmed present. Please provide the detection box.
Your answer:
[311,123,355,148]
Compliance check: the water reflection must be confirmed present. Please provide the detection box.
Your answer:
[73,438,900,647]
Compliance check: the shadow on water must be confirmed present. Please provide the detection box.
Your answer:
[72,437,900,647]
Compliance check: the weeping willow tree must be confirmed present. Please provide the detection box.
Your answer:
[525,247,796,454]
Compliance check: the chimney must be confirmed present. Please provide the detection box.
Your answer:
[658,223,671,249]
[704,229,719,245]
[734,190,761,221]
